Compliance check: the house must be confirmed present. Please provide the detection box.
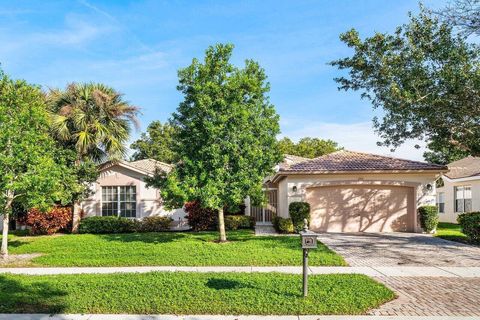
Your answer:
[246,150,447,233]
[80,159,186,226]
[436,156,480,223]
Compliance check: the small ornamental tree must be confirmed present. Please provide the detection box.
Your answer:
[146,44,282,242]
[0,71,73,257]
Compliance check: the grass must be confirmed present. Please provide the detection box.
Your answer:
[3,230,346,267]
[0,272,394,315]
[435,222,469,244]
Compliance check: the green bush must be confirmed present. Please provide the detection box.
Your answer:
[289,202,310,232]
[272,216,294,234]
[418,205,439,233]
[224,215,255,230]
[136,216,173,232]
[78,216,136,234]
[458,212,480,244]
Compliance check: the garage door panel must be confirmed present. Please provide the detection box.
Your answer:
[306,185,414,233]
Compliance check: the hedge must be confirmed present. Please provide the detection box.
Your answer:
[273,216,294,234]
[289,202,310,232]
[418,205,439,233]
[458,212,480,244]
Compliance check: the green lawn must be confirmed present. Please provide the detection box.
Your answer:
[0,272,394,315]
[4,230,346,267]
[435,222,469,244]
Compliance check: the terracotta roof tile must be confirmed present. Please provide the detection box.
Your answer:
[445,156,480,179]
[280,150,447,172]
[129,159,173,174]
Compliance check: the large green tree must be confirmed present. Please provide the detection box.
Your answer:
[147,44,282,242]
[0,71,73,257]
[48,83,139,231]
[130,120,178,163]
[436,0,480,36]
[278,137,341,158]
[330,7,480,162]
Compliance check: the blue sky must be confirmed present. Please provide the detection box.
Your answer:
[0,0,447,160]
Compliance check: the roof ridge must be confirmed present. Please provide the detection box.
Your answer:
[337,149,445,167]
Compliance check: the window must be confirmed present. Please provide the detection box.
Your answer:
[455,186,472,213]
[102,186,136,217]
[437,192,445,213]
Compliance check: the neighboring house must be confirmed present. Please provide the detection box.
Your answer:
[247,150,447,233]
[436,156,480,223]
[80,159,186,226]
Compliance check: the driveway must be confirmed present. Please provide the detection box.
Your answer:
[316,232,480,267]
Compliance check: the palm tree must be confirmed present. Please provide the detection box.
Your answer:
[48,83,140,231]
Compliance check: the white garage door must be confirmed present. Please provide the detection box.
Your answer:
[306,185,414,232]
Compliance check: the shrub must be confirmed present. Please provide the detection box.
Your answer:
[78,216,136,234]
[458,212,480,244]
[224,215,255,230]
[24,207,72,235]
[289,202,310,232]
[184,201,218,231]
[273,216,294,234]
[418,205,439,233]
[136,216,173,232]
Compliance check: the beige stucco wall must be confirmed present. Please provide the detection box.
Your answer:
[437,178,480,223]
[80,164,186,222]
[275,172,439,232]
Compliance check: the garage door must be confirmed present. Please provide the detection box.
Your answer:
[306,185,414,232]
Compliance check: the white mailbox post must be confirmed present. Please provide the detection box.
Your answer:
[299,218,318,297]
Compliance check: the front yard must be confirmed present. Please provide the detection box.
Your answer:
[435,222,469,244]
[0,272,394,314]
[3,230,346,267]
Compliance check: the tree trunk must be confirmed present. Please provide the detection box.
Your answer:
[218,207,227,242]
[1,195,13,258]
[71,201,81,233]
[1,212,9,258]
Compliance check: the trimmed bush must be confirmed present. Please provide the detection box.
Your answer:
[78,216,136,234]
[458,212,480,244]
[224,215,255,230]
[136,216,173,232]
[24,207,72,235]
[184,201,218,231]
[273,216,294,234]
[418,205,439,233]
[289,202,310,232]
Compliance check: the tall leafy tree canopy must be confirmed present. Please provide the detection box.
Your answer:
[0,71,73,256]
[436,0,480,36]
[278,137,341,158]
[330,7,480,164]
[147,44,282,241]
[130,120,178,163]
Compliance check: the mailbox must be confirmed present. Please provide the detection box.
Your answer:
[300,229,318,249]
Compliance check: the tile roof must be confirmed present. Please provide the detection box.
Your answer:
[129,159,173,174]
[279,154,311,170]
[279,150,447,173]
[445,156,480,179]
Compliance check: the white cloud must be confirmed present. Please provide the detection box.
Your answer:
[280,120,427,161]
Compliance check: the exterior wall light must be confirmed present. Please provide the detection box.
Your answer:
[292,186,297,193]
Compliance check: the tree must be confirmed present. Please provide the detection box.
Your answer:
[146,44,282,242]
[48,83,140,231]
[330,7,480,161]
[0,71,72,257]
[278,137,341,158]
[423,141,469,165]
[130,120,178,163]
[436,0,480,36]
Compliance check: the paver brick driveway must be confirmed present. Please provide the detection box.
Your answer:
[316,232,480,267]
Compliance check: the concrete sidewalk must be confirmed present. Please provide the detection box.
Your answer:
[0,315,477,320]
[0,266,479,277]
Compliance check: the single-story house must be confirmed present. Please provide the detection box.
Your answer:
[80,159,186,226]
[246,150,447,233]
[436,156,480,223]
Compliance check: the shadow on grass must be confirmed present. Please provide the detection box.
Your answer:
[97,232,188,244]
[0,275,67,313]
[206,277,300,298]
